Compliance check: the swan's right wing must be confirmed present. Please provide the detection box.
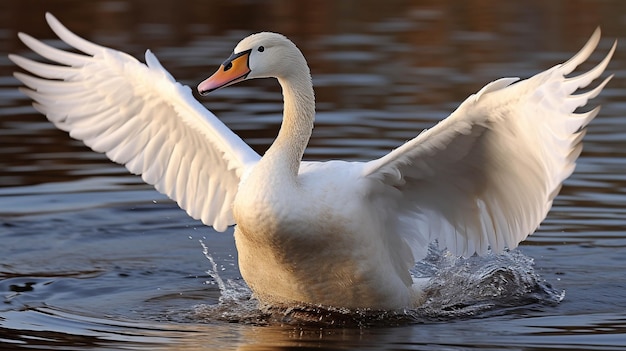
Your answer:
[363,28,615,260]
[10,13,260,231]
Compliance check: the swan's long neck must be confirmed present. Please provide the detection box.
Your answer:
[263,67,315,178]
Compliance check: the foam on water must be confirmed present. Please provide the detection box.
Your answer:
[189,243,564,327]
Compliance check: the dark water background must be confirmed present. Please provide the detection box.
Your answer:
[1,0,626,350]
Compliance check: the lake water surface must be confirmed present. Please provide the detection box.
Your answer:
[1,1,626,350]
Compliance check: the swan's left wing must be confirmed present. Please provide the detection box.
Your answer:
[9,13,261,231]
[363,28,615,260]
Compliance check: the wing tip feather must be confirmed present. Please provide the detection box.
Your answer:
[560,26,609,75]
[44,12,104,56]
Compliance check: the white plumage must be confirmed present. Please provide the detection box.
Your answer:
[10,13,615,310]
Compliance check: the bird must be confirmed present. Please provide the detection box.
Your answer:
[10,13,615,311]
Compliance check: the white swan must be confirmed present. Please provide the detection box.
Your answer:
[10,13,615,310]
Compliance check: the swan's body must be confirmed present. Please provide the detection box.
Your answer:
[10,14,615,310]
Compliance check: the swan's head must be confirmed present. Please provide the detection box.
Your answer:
[197,32,308,95]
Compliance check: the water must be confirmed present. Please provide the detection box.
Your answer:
[1,0,626,349]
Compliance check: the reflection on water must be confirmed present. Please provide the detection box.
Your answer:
[1,0,626,350]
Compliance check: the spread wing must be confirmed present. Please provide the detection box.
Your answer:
[9,13,260,231]
[363,28,615,260]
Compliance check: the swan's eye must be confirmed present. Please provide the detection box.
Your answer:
[224,62,233,71]
[258,46,265,52]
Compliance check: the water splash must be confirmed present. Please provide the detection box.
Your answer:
[190,243,563,327]
[192,240,265,324]
[414,247,565,320]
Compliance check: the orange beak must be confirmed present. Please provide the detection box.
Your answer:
[198,49,252,95]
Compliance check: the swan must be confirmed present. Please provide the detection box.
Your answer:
[10,13,615,310]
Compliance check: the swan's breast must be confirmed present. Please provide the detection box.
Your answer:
[230,161,414,308]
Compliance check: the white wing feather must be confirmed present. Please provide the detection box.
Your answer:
[10,13,260,231]
[363,28,615,259]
